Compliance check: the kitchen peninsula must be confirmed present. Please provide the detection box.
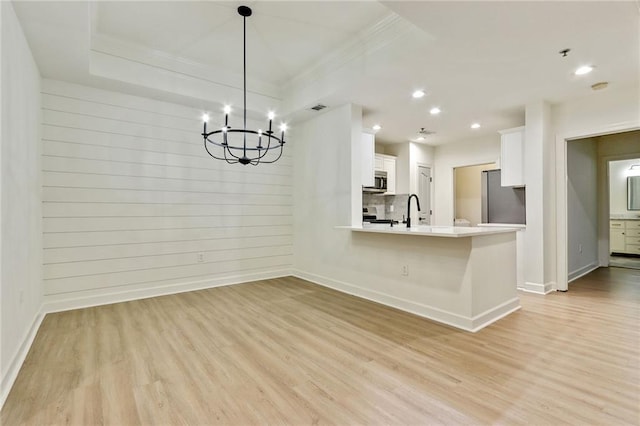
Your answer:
[338,224,520,332]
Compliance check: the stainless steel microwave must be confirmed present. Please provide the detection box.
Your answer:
[363,170,387,193]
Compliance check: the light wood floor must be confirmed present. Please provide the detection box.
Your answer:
[2,267,639,425]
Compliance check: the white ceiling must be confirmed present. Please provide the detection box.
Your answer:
[11,1,640,145]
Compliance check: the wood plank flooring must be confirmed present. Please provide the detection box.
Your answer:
[2,267,639,425]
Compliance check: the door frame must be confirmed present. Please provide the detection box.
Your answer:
[555,122,639,291]
[416,163,433,224]
[601,154,640,264]
[451,161,499,225]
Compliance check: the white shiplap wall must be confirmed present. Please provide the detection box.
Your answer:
[41,80,292,307]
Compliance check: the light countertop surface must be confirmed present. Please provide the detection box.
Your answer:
[339,224,520,238]
[610,215,640,220]
[478,223,526,229]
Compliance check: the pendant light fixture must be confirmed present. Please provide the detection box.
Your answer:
[201,6,286,165]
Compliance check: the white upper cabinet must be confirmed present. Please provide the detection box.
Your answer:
[499,126,525,187]
[374,153,396,195]
[361,132,375,187]
[383,156,396,195]
[374,154,384,171]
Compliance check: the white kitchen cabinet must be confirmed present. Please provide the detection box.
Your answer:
[383,156,396,194]
[610,219,640,254]
[610,229,625,252]
[374,155,384,171]
[499,126,525,187]
[361,132,375,187]
[374,153,396,194]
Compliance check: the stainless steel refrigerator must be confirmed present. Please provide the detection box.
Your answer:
[481,169,526,224]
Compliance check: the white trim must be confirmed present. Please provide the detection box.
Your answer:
[521,281,556,294]
[600,154,640,266]
[469,298,521,332]
[42,269,291,314]
[90,34,280,99]
[568,262,599,283]
[283,13,411,94]
[555,120,640,291]
[292,269,519,332]
[416,162,434,225]
[1,270,290,410]
[0,312,45,409]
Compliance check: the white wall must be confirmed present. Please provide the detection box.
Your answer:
[524,101,555,292]
[552,85,640,138]
[40,80,293,311]
[609,158,640,215]
[454,163,497,226]
[292,104,516,331]
[0,1,43,406]
[386,142,410,194]
[566,139,598,280]
[433,135,501,225]
[553,84,640,290]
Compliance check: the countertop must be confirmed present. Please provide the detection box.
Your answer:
[338,224,520,238]
[610,215,640,220]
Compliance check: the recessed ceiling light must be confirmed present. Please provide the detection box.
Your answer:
[372,124,382,131]
[574,65,594,76]
[471,123,481,129]
[430,107,441,115]
[412,90,425,99]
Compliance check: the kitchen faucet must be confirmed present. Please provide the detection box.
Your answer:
[406,194,421,228]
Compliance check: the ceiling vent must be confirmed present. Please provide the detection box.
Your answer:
[311,104,327,111]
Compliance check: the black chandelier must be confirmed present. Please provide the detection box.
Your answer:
[201,5,286,166]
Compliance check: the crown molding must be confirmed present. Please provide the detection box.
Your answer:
[282,13,423,95]
[90,34,282,101]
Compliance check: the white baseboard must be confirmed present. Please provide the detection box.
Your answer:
[43,268,292,314]
[521,281,556,294]
[292,269,519,332]
[1,269,291,411]
[469,298,521,332]
[568,262,599,283]
[0,311,45,410]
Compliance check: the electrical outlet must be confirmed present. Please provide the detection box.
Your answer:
[401,265,409,276]
[197,252,205,263]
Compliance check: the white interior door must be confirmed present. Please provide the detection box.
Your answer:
[418,165,431,225]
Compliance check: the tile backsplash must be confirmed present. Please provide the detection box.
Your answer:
[363,193,409,222]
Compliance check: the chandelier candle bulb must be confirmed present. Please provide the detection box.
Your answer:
[202,114,209,134]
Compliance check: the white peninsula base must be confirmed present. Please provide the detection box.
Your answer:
[332,225,521,332]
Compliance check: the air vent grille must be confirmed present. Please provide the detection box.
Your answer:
[419,129,436,136]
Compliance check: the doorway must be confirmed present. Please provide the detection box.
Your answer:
[453,162,498,226]
[560,129,640,290]
[417,165,431,225]
[608,157,640,270]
